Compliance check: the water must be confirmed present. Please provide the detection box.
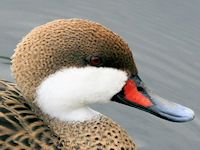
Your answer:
[0,0,199,149]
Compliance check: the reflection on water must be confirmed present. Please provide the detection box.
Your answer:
[0,0,199,149]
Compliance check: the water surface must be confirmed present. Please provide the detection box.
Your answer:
[0,0,199,149]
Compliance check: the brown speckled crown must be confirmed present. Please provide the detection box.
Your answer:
[11,19,137,101]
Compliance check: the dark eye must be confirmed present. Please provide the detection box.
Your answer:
[89,56,102,66]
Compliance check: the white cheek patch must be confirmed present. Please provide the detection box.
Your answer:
[36,66,128,122]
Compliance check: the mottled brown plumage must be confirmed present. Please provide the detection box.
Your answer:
[0,80,62,150]
[1,19,139,149]
[12,19,137,101]
[0,80,137,149]
[40,112,136,149]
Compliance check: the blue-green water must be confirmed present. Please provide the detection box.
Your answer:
[0,0,199,149]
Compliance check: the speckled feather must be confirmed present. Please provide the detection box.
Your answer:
[0,80,137,150]
[9,19,139,149]
[40,112,137,150]
[0,80,62,150]
[12,19,137,101]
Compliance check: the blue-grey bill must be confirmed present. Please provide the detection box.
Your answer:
[148,93,195,122]
[112,75,195,122]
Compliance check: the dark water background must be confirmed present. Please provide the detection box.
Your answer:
[0,0,199,149]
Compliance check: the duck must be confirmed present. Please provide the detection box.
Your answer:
[0,19,194,150]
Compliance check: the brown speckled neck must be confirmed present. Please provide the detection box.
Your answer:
[32,103,137,149]
[45,114,136,149]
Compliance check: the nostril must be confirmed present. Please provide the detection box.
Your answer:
[136,86,151,99]
[137,86,144,92]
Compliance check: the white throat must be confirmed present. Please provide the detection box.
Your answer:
[53,107,101,122]
[36,66,128,122]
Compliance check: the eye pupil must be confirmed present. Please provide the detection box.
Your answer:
[90,56,102,66]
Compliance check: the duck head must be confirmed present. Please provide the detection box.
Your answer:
[12,19,194,122]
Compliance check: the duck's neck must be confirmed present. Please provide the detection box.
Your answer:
[31,103,136,149]
[50,107,101,122]
[32,101,101,122]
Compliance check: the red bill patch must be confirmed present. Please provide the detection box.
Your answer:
[124,80,153,107]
